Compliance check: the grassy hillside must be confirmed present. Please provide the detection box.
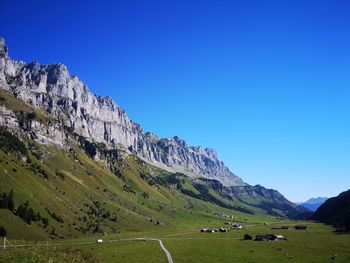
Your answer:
[0,123,279,241]
[312,190,350,232]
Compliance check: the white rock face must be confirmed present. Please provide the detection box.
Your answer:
[0,38,245,186]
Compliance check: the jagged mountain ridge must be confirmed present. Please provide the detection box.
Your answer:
[0,37,244,186]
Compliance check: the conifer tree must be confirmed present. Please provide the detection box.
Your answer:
[7,189,14,211]
[0,226,7,237]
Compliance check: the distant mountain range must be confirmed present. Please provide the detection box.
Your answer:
[297,197,328,212]
[312,190,350,232]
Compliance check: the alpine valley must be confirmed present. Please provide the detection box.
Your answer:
[0,37,312,241]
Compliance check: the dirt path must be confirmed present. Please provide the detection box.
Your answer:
[134,238,173,263]
[157,239,174,263]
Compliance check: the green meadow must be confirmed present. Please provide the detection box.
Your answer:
[1,222,349,263]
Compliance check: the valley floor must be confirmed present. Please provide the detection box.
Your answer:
[1,222,349,263]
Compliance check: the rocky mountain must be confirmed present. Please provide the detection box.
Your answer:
[298,197,327,212]
[312,190,350,232]
[0,37,243,187]
[0,37,309,234]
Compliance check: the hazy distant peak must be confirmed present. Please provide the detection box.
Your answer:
[305,197,328,204]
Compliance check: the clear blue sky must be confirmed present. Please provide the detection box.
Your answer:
[2,0,350,202]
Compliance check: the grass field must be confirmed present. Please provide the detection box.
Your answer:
[1,222,349,263]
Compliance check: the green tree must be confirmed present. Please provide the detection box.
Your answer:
[42,217,49,228]
[0,192,8,209]
[0,226,7,237]
[7,189,14,211]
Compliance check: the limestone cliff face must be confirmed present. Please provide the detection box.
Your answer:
[0,38,245,186]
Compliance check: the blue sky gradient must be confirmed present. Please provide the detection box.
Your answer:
[2,0,350,202]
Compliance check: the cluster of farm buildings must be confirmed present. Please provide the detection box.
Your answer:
[200,223,308,242]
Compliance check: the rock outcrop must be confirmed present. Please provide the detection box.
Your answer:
[0,37,245,186]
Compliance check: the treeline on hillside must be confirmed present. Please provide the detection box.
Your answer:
[18,201,49,226]
[0,189,49,228]
[312,189,350,232]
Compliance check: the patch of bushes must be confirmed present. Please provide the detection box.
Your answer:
[27,158,49,179]
[155,173,183,188]
[140,172,148,180]
[0,189,15,211]
[56,170,65,180]
[0,226,7,237]
[140,172,184,189]
[180,188,201,199]
[142,192,149,199]
[123,184,135,194]
[0,126,27,155]
[80,200,116,233]
[17,201,48,225]
[180,183,253,214]
[113,168,125,180]
[110,214,117,222]
[244,234,253,240]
